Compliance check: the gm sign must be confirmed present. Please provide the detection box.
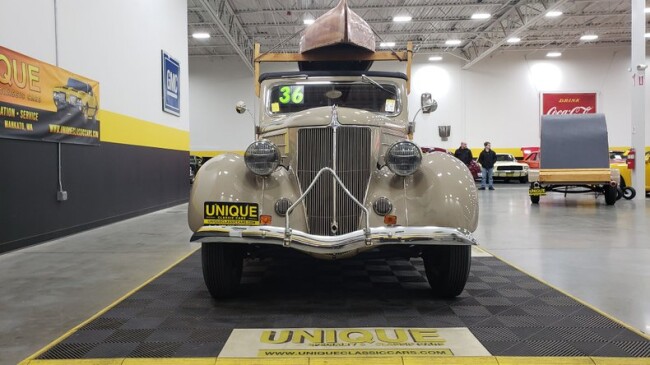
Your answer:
[162,50,180,116]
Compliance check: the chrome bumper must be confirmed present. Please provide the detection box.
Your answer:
[191,225,477,256]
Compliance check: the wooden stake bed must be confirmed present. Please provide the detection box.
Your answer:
[253,42,413,96]
[538,168,613,184]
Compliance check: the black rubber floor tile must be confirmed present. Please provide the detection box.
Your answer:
[61,330,113,344]
[36,253,650,360]
[83,342,139,358]
[173,342,222,357]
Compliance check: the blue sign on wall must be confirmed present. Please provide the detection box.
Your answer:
[162,50,180,116]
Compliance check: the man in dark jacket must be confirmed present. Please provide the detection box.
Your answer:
[454,142,473,165]
[477,141,497,190]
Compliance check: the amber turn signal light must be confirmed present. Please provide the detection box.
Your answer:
[384,215,397,226]
[260,215,272,225]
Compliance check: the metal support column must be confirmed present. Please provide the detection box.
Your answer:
[630,0,646,197]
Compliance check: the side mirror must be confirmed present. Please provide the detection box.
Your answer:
[421,93,437,113]
[235,101,247,114]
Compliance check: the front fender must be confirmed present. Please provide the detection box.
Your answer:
[365,152,478,232]
[188,154,307,232]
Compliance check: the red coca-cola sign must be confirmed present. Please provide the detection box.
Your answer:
[542,93,597,115]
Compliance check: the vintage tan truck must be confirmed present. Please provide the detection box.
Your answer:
[188,0,479,299]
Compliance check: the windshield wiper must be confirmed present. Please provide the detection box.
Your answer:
[361,74,397,97]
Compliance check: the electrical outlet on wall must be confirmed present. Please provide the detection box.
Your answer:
[57,191,68,201]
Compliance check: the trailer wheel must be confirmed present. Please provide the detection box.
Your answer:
[603,185,617,205]
[622,186,637,200]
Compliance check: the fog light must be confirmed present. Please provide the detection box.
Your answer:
[384,215,397,226]
[260,215,272,225]
[373,197,393,216]
[274,198,291,216]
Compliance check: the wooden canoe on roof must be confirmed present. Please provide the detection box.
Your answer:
[299,0,375,54]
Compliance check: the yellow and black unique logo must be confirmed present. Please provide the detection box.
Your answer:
[204,202,259,226]
[528,188,546,197]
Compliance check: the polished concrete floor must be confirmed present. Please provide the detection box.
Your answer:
[1,185,648,365]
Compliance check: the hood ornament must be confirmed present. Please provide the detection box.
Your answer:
[330,104,340,127]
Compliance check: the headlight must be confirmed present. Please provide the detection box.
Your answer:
[385,141,422,176]
[244,140,280,176]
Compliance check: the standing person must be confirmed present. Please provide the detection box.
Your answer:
[454,142,473,165]
[477,141,497,190]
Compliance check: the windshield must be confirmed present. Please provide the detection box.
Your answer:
[497,154,515,162]
[268,82,399,114]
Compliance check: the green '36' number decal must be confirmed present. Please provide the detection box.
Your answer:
[278,86,304,104]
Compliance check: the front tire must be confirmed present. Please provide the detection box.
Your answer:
[603,185,617,205]
[622,186,637,200]
[423,245,471,298]
[201,243,244,299]
[530,195,540,204]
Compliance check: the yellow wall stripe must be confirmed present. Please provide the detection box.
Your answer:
[20,356,650,365]
[99,110,189,151]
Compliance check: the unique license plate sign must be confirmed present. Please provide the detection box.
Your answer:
[529,188,546,196]
[204,202,259,226]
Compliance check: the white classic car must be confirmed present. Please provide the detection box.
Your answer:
[493,153,529,183]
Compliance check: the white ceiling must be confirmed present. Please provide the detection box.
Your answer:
[188,0,636,69]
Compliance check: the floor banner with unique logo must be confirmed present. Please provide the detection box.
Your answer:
[0,46,100,145]
[219,328,491,358]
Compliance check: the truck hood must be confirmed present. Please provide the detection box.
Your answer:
[259,106,407,133]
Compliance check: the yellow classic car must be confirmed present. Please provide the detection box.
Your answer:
[609,150,650,198]
[53,78,98,120]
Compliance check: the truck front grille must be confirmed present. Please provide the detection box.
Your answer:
[297,127,371,235]
[496,165,523,171]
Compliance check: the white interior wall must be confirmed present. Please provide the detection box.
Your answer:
[0,0,189,131]
[190,47,648,152]
[0,0,56,64]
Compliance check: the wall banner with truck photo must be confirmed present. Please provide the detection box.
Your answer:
[0,46,100,145]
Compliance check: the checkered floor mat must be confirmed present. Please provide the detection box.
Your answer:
[37,252,650,359]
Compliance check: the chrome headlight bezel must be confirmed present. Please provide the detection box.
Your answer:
[244,140,281,176]
[385,141,422,177]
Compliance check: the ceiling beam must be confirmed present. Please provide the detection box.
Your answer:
[233,2,507,15]
[461,0,570,69]
[196,0,254,72]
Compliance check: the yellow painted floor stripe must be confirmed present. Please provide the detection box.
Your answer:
[19,357,650,365]
[19,248,200,365]
[477,247,650,342]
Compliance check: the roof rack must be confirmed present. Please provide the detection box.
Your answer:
[253,42,413,97]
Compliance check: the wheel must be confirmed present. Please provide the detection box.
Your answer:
[622,186,636,200]
[201,243,244,299]
[530,195,540,204]
[423,245,471,298]
[519,176,528,183]
[603,185,617,205]
[616,187,623,201]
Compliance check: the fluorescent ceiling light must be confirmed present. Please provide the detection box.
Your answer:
[192,32,210,39]
[428,56,443,61]
[580,34,598,41]
[546,10,562,17]
[507,37,521,43]
[546,52,562,57]
[445,39,462,46]
[471,13,491,20]
[380,42,396,47]
[303,19,315,25]
[645,7,650,13]
[393,16,412,22]
[645,33,650,38]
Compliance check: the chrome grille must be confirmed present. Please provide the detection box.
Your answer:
[297,127,371,235]
[496,165,523,171]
